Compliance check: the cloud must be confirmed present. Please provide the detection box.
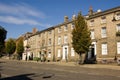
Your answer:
[0,3,46,18]
[0,16,50,27]
[0,3,52,28]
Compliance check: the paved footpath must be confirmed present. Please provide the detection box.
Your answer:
[0,59,120,70]
[44,62,120,70]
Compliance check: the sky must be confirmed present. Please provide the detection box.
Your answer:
[0,0,120,40]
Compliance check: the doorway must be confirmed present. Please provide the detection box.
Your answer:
[85,42,97,64]
[62,45,68,61]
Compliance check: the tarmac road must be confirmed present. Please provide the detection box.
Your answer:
[0,60,120,80]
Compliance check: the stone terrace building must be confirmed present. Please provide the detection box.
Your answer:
[86,6,120,63]
[54,15,77,62]
[23,6,120,63]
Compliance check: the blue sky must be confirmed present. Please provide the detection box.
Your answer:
[0,0,120,39]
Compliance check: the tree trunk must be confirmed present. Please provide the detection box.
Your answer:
[79,53,86,64]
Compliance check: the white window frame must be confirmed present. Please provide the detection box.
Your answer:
[90,30,95,39]
[57,49,61,57]
[48,38,51,45]
[71,48,75,56]
[101,27,107,38]
[58,36,61,45]
[90,20,94,26]
[101,43,108,55]
[116,24,120,31]
[64,35,68,44]
[58,27,61,33]
[101,16,106,24]
[64,25,68,31]
[117,42,120,54]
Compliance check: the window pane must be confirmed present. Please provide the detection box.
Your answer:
[57,49,61,57]
[101,27,107,38]
[64,35,68,43]
[64,25,68,31]
[71,48,75,56]
[117,24,120,31]
[102,43,107,55]
[90,30,95,39]
[90,20,94,26]
[117,42,120,54]
[48,38,51,45]
[58,27,61,33]
[58,36,61,45]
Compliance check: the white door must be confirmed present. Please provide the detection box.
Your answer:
[92,42,97,55]
[62,46,68,60]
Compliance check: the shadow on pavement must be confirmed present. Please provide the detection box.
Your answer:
[0,73,35,80]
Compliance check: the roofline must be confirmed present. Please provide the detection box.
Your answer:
[86,6,120,20]
[24,6,120,39]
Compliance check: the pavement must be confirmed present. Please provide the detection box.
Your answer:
[42,61,120,70]
[0,58,120,70]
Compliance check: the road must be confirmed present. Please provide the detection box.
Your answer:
[0,60,120,80]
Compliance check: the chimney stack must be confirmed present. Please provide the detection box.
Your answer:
[64,16,69,22]
[32,28,37,34]
[72,14,76,20]
[88,6,93,16]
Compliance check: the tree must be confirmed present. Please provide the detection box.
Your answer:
[0,26,7,54]
[5,38,16,56]
[16,37,24,59]
[72,12,91,64]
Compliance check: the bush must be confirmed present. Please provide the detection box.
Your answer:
[33,57,40,61]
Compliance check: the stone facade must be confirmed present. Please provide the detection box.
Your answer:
[22,6,120,63]
[86,6,120,63]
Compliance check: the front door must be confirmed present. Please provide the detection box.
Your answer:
[85,42,97,63]
[62,46,68,61]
